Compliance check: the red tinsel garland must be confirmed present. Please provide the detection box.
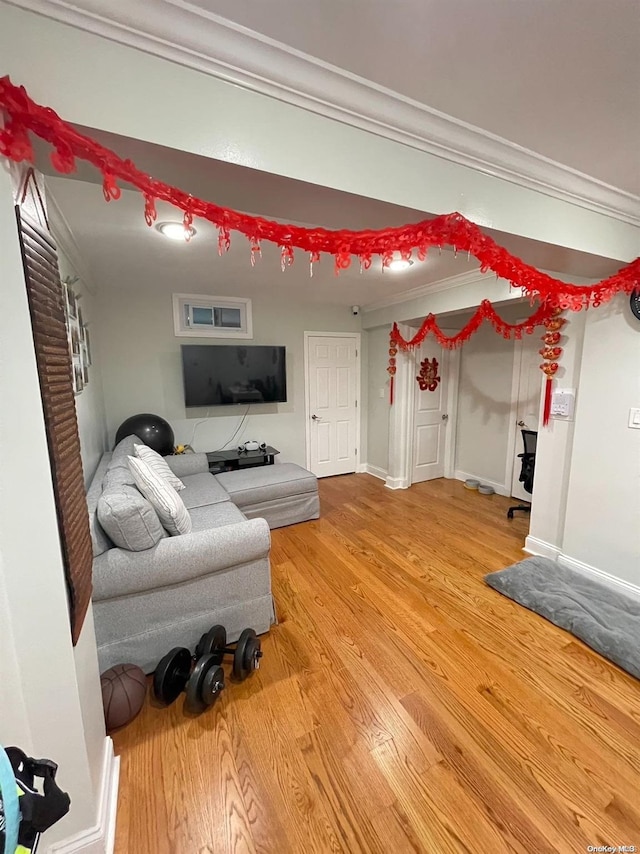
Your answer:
[391,300,556,351]
[0,76,638,307]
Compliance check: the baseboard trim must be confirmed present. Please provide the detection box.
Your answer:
[361,463,388,481]
[557,553,640,599]
[49,738,120,854]
[385,475,409,490]
[454,470,510,497]
[523,536,561,560]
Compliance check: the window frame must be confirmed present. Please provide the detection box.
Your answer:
[172,293,253,339]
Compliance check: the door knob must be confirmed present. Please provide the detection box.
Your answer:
[442,413,449,421]
[312,414,322,421]
[517,420,526,427]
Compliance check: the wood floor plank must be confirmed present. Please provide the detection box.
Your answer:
[401,691,557,854]
[113,475,640,853]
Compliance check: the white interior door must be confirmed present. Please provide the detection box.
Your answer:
[412,339,449,484]
[510,335,542,500]
[306,334,359,478]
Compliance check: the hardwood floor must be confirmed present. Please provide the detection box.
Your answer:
[112,475,640,853]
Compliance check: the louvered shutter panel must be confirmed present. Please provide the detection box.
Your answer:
[16,206,92,645]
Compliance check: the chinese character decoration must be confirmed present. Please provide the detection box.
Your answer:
[417,357,441,392]
[539,308,565,426]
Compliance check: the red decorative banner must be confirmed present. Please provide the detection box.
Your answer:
[417,357,441,392]
[0,77,638,307]
[539,309,566,426]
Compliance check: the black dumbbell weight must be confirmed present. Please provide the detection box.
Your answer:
[233,628,262,680]
[184,654,225,714]
[153,647,225,713]
[195,624,227,663]
[195,625,262,681]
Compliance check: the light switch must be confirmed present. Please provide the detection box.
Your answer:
[629,408,640,429]
[379,388,385,398]
[551,388,575,419]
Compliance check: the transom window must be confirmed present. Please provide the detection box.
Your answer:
[173,294,252,339]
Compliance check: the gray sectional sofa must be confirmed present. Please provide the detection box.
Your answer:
[87,435,319,673]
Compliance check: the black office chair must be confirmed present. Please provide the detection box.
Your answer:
[507,429,537,519]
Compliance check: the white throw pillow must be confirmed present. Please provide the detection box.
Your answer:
[127,456,192,536]
[134,444,185,491]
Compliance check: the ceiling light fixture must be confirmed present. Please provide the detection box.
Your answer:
[156,221,197,241]
[387,258,414,272]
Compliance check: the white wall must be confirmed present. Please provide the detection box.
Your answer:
[55,245,109,483]
[97,282,362,464]
[561,296,640,586]
[526,310,587,556]
[365,325,392,476]
[0,165,105,848]
[454,325,515,492]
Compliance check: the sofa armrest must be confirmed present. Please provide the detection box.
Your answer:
[93,518,271,600]
[165,453,209,477]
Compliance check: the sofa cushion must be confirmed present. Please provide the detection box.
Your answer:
[134,444,185,491]
[215,463,318,507]
[180,472,231,510]
[97,485,167,551]
[103,462,136,490]
[128,456,192,536]
[165,453,209,478]
[89,511,113,556]
[111,434,141,462]
[189,501,247,532]
[86,454,113,556]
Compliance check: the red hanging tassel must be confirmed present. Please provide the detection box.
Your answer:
[543,377,553,426]
[390,375,394,406]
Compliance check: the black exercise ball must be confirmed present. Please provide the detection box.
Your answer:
[114,414,175,456]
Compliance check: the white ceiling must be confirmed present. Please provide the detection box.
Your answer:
[198,0,640,195]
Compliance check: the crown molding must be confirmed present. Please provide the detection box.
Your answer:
[7,0,640,227]
[362,269,495,313]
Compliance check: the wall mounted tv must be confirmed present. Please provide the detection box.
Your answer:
[181,344,287,407]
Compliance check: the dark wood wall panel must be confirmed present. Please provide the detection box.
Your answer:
[16,207,92,645]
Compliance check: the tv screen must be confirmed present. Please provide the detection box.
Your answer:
[181,345,287,407]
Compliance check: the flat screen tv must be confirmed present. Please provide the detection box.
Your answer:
[181,344,287,407]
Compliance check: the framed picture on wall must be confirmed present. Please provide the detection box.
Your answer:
[82,325,92,366]
[62,277,89,395]
[66,284,77,321]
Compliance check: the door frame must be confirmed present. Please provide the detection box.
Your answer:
[386,324,460,489]
[304,331,361,475]
[505,336,524,499]
[507,333,544,501]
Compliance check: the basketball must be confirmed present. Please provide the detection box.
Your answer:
[100,664,147,732]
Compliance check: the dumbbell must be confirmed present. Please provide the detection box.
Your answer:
[195,625,262,681]
[153,647,225,714]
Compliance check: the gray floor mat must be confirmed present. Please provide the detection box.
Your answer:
[485,556,640,680]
